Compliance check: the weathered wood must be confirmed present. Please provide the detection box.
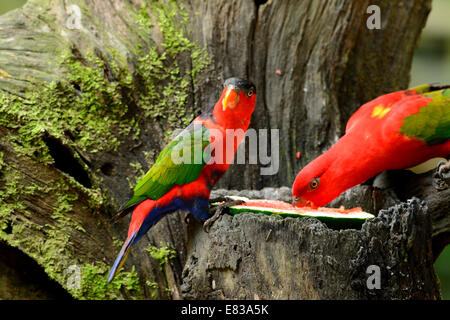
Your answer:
[182,166,449,300]
[329,169,450,260]
[376,170,450,259]
[0,0,443,300]
[188,0,432,189]
[181,196,440,299]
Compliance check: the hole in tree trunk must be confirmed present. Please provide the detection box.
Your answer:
[43,137,92,188]
[100,162,114,176]
[0,240,73,299]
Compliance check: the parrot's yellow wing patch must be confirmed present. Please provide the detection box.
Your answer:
[371,105,391,119]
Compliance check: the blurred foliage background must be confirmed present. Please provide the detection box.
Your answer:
[0,0,449,299]
[0,0,26,16]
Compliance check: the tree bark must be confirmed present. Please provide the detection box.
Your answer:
[180,176,447,300]
[1,0,446,300]
[183,191,440,300]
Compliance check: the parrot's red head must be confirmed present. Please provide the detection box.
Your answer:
[214,77,256,127]
[292,152,337,208]
[292,135,378,208]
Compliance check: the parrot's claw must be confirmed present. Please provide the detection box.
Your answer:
[433,160,450,191]
[203,199,245,233]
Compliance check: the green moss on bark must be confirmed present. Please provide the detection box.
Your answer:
[75,263,143,300]
[146,242,176,269]
[0,0,209,299]
[135,0,210,140]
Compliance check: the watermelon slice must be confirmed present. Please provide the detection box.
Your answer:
[212,196,375,230]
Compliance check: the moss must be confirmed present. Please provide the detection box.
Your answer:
[136,3,153,29]
[0,167,25,234]
[128,161,145,187]
[0,157,88,293]
[145,242,176,270]
[0,55,134,159]
[0,0,209,156]
[145,280,160,300]
[0,0,209,300]
[0,135,112,297]
[135,0,210,141]
[145,242,176,298]
[0,66,136,298]
[74,262,143,300]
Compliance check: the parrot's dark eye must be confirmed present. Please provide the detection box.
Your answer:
[309,178,320,190]
[247,88,254,97]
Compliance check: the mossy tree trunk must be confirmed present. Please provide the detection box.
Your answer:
[0,0,445,300]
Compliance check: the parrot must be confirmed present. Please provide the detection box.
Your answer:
[108,77,256,282]
[292,84,450,208]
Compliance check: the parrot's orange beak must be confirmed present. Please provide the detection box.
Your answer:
[222,86,239,111]
[292,196,317,209]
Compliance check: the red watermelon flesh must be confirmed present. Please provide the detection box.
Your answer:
[212,197,374,229]
[233,199,363,214]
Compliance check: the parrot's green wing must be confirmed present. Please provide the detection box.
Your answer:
[399,87,450,145]
[118,122,210,213]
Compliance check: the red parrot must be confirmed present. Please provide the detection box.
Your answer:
[108,77,256,281]
[292,84,450,208]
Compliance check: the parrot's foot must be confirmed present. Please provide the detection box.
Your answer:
[433,160,450,191]
[203,199,245,233]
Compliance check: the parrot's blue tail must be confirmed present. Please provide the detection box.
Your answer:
[107,231,138,283]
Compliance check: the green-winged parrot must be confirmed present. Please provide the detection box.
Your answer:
[108,77,256,281]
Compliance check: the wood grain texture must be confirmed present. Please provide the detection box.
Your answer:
[181,199,440,300]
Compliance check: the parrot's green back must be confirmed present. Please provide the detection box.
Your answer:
[399,87,450,145]
[119,123,210,212]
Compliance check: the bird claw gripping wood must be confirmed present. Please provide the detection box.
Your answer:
[433,160,450,191]
[203,197,245,232]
